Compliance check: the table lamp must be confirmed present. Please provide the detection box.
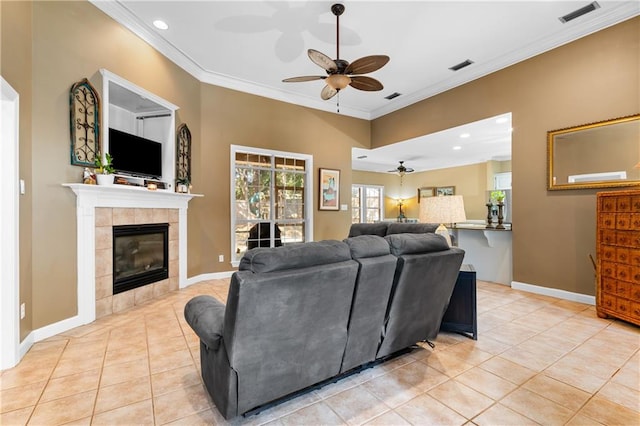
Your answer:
[419,195,466,246]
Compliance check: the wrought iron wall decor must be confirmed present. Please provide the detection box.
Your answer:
[69,78,100,167]
[176,123,192,190]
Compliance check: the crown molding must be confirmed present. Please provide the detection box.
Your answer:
[91,1,639,121]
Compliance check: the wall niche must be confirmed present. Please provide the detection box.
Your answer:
[100,69,179,189]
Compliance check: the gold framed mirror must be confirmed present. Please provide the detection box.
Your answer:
[547,114,640,190]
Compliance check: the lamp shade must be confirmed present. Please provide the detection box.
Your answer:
[419,195,467,224]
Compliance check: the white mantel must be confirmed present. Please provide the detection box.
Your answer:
[63,183,201,326]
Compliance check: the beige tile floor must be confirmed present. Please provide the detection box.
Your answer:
[1,279,639,425]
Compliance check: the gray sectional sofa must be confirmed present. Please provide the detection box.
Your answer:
[185,232,464,419]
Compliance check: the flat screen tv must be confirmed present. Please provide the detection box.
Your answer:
[108,128,162,179]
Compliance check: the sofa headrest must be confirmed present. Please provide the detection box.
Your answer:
[344,235,391,259]
[385,233,449,256]
[348,223,388,237]
[239,240,352,273]
[386,223,439,235]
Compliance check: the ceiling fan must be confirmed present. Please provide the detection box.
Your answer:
[282,3,389,101]
[389,161,414,176]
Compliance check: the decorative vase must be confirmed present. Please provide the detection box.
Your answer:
[496,202,505,229]
[96,174,114,186]
[485,203,494,228]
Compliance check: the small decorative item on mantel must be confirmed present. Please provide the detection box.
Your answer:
[176,177,190,193]
[94,152,115,185]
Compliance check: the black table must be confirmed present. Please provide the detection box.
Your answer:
[440,264,477,340]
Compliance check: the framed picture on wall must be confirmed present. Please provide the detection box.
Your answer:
[319,168,340,210]
[436,186,455,196]
[417,187,435,203]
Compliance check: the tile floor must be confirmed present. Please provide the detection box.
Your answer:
[1,279,639,425]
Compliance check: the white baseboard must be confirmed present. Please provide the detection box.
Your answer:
[18,333,34,359]
[511,281,595,305]
[185,271,234,287]
[32,314,87,342]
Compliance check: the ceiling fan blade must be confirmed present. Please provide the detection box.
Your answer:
[308,49,337,72]
[345,55,390,74]
[321,85,338,100]
[350,76,384,91]
[282,76,325,83]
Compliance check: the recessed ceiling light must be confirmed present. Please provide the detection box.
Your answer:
[460,133,470,138]
[453,146,462,151]
[496,117,509,124]
[153,20,169,30]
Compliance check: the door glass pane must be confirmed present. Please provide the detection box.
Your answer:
[277,222,304,244]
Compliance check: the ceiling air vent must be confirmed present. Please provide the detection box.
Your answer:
[384,92,402,100]
[559,1,600,23]
[449,59,474,71]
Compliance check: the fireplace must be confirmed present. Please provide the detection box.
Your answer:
[113,223,169,295]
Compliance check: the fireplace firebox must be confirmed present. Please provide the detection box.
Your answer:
[113,223,169,295]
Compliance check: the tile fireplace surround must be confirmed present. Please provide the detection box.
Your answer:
[64,184,200,327]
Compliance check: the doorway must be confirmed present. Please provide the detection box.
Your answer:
[1,76,21,369]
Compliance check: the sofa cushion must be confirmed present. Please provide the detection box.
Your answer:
[344,235,391,259]
[386,223,439,235]
[385,233,449,256]
[347,223,389,237]
[239,240,351,273]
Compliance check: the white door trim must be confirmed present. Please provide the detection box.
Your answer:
[1,76,21,370]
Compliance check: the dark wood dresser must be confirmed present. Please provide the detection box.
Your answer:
[596,189,640,325]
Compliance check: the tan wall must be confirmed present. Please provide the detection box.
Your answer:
[354,161,496,221]
[27,1,202,329]
[1,1,34,340]
[372,17,640,296]
[194,84,370,274]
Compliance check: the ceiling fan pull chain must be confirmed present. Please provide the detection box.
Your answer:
[337,92,340,113]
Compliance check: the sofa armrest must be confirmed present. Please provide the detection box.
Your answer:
[184,295,226,350]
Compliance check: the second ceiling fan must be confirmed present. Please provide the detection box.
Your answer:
[282,3,389,100]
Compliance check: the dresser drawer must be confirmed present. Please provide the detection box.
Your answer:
[632,283,640,300]
[617,196,632,212]
[602,277,616,294]
[616,297,631,315]
[616,231,634,247]
[600,213,616,229]
[601,261,615,278]
[600,230,616,245]
[616,281,632,298]
[616,264,632,282]
[631,214,640,230]
[616,214,631,230]
[600,197,616,212]
[601,292,616,310]
[632,195,640,212]
[631,249,640,266]
[631,301,640,320]
[616,247,630,264]
[632,266,640,284]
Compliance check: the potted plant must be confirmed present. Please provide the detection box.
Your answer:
[176,177,190,193]
[94,152,115,185]
[490,190,506,204]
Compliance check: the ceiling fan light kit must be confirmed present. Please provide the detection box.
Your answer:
[283,3,389,102]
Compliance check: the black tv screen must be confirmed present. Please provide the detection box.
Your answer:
[108,128,162,179]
